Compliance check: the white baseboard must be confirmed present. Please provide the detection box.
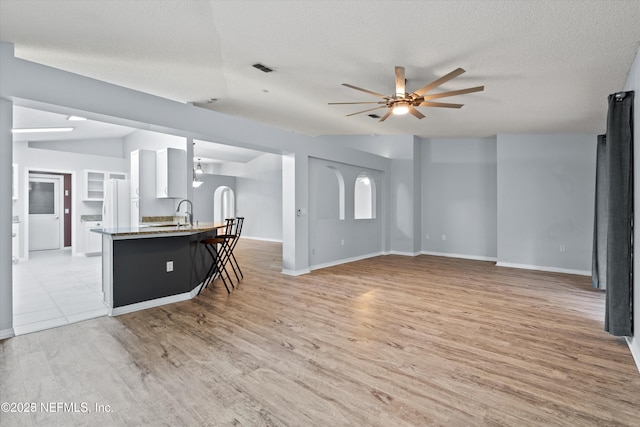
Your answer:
[310,252,384,271]
[242,236,283,243]
[421,251,497,262]
[388,250,421,257]
[496,262,590,276]
[626,337,640,375]
[0,328,15,340]
[282,268,311,276]
[109,291,193,316]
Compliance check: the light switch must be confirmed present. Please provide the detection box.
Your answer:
[64,208,70,214]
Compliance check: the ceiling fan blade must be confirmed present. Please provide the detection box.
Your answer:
[342,83,390,99]
[418,101,464,108]
[395,66,405,96]
[378,110,393,122]
[346,106,386,117]
[328,101,387,105]
[408,106,425,119]
[412,67,466,96]
[423,85,485,101]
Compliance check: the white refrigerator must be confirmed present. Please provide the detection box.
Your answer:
[103,179,131,229]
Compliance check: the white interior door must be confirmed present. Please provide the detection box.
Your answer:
[29,175,62,251]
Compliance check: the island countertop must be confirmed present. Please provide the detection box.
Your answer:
[92,222,225,238]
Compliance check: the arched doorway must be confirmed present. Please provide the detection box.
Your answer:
[214,186,236,223]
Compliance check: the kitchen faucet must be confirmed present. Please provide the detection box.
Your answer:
[176,199,193,226]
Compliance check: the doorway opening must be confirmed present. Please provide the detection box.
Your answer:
[214,186,236,223]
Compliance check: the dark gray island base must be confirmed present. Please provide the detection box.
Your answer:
[93,223,223,315]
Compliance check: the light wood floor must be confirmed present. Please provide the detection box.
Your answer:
[1,240,639,426]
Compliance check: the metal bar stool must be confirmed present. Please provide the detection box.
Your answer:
[211,217,244,286]
[225,217,244,281]
[199,218,235,294]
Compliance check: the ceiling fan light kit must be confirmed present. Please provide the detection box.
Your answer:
[329,66,484,122]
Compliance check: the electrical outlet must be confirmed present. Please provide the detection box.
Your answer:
[560,245,566,253]
[341,239,345,246]
[166,261,174,272]
[442,234,446,241]
[311,248,316,255]
[425,233,430,240]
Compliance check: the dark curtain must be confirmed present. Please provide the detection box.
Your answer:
[592,134,607,290]
[603,90,634,336]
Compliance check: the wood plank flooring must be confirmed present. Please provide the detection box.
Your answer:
[1,239,639,426]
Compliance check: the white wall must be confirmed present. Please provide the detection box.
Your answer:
[626,46,640,371]
[422,137,498,259]
[12,141,128,255]
[29,137,126,158]
[1,98,13,338]
[496,134,597,273]
[220,153,282,241]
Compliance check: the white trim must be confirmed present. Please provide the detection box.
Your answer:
[310,252,384,271]
[626,337,640,375]
[242,235,283,243]
[282,268,311,276]
[0,328,15,340]
[421,251,498,262]
[109,291,193,316]
[388,250,421,257]
[496,262,590,276]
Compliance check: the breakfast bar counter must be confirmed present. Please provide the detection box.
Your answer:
[92,223,224,315]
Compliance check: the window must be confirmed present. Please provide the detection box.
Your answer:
[354,172,375,219]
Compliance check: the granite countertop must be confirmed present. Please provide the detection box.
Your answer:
[91,222,224,237]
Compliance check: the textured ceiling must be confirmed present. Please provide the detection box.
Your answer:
[1,0,640,139]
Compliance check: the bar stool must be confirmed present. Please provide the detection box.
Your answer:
[212,217,244,286]
[199,218,234,294]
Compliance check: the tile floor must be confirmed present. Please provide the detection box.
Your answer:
[12,248,108,335]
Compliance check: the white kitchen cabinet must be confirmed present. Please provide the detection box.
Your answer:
[156,148,187,199]
[12,164,18,200]
[131,199,140,226]
[130,149,156,200]
[12,222,19,263]
[84,170,128,201]
[84,221,103,254]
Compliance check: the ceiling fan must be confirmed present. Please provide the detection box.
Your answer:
[329,66,484,122]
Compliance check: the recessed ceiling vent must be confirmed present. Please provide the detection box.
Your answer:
[252,63,274,73]
[368,114,381,119]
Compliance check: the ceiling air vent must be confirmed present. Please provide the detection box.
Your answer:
[368,114,381,119]
[252,63,274,73]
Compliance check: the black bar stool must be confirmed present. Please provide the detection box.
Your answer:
[212,217,244,286]
[199,218,234,294]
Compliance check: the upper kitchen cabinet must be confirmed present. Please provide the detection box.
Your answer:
[84,169,127,201]
[130,149,156,200]
[156,148,187,199]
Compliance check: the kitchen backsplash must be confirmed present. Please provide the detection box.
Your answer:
[81,215,103,222]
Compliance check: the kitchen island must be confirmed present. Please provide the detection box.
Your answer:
[92,223,224,315]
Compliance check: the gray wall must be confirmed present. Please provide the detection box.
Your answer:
[192,174,236,223]
[220,153,283,241]
[496,134,596,272]
[421,137,498,259]
[308,157,383,267]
